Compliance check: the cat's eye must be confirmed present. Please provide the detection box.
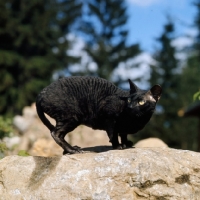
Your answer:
[128,98,131,103]
[138,100,146,105]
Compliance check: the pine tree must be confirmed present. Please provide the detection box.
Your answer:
[143,10,200,151]
[193,0,200,60]
[80,0,140,82]
[0,0,82,115]
[138,20,183,148]
[177,0,200,151]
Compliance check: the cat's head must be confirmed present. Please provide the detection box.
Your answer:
[121,79,162,117]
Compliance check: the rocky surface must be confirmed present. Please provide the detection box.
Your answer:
[134,137,168,148]
[0,147,200,200]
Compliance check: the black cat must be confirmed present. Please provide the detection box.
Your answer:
[36,76,162,154]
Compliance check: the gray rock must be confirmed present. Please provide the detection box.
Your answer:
[13,115,31,133]
[13,103,37,134]
[134,137,168,148]
[22,106,37,119]
[0,148,200,200]
[3,136,21,149]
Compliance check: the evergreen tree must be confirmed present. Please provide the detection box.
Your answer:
[0,0,82,116]
[137,20,183,148]
[177,0,200,151]
[80,0,140,82]
[141,5,200,151]
[193,0,200,60]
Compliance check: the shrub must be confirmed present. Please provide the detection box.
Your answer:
[18,150,30,156]
[0,142,8,159]
[0,116,13,139]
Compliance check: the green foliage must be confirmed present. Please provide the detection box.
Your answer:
[175,0,200,151]
[193,91,200,101]
[0,142,8,153]
[17,150,30,157]
[0,116,13,139]
[80,0,140,82]
[0,142,8,159]
[0,0,82,116]
[0,116,12,158]
[177,45,200,151]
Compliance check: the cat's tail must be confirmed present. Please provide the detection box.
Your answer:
[36,97,55,132]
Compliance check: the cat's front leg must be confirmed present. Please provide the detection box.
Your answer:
[120,134,133,149]
[107,129,123,150]
[111,132,123,149]
[105,119,122,149]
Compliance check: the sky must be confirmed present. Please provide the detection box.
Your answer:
[65,0,198,88]
[111,0,198,87]
[126,0,197,52]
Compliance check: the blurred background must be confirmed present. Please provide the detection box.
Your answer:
[0,0,200,157]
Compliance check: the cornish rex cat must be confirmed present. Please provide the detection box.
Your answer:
[36,76,162,154]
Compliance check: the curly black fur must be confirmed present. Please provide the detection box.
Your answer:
[36,76,162,154]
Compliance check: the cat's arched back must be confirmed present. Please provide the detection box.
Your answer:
[36,76,162,154]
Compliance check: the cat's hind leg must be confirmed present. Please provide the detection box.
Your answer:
[51,120,83,154]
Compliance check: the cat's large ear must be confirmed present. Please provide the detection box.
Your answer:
[128,79,138,94]
[150,85,162,101]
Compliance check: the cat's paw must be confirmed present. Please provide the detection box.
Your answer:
[121,140,133,149]
[126,140,133,148]
[73,145,82,150]
[112,144,123,150]
[63,146,84,155]
[73,145,84,153]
